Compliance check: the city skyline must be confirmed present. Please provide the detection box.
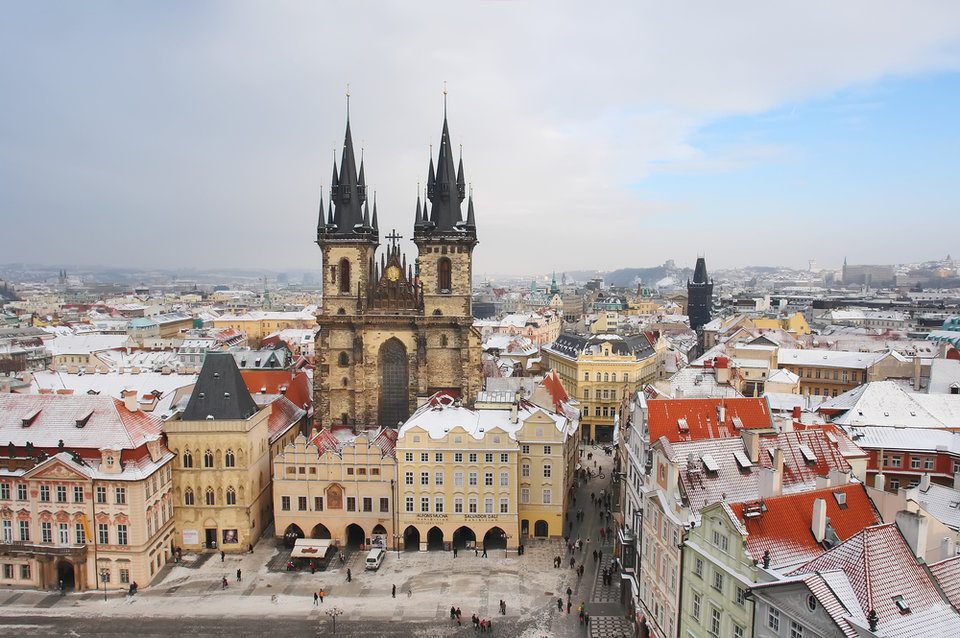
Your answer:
[2,3,959,273]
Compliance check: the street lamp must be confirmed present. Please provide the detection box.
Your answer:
[503,533,511,558]
[394,534,401,559]
[325,606,344,633]
[97,559,109,602]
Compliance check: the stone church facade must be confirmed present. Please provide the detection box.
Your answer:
[313,109,482,430]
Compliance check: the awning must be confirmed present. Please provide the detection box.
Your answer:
[291,539,333,558]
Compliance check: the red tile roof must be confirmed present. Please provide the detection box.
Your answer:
[240,368,311,412]
[790,524,960,637]
[729,483,880,569]
[668,428,852,510]
[267,396,306,444]
[647,397,773,443]
[541,370,570,412]
[929,555,960,610]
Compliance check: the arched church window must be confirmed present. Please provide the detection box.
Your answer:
[438,258,452,293]
[182,450,193,468]
[440,335,448,347]
[338,352,349,367]
[184,488,194,506]
[339,258,351,294]
[205,488,215,506]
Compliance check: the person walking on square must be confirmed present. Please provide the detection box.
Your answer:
[451,606,457,621]
[482,547,487,558]
[220,551,225,562]
[221,577,228,590]
[319,588,324,602]
[598,549,603,563]
[592,549,598,562]
[392,584,396,598]
[314,592,319,605]
[500,599,506,615]
[566,586,572,600]
[236,568,241,582]
[567,600,572,614]
[453,547,458,558]
[346,568,352,582]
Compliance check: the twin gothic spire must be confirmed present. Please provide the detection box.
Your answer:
[318,100,476,244]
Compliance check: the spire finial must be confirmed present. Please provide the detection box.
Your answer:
[346,83,351,120]
[443,80,448,117]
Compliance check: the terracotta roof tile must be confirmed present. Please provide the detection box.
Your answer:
[729,483,880,569]
[929,555,960,610]
[647,397,773,443]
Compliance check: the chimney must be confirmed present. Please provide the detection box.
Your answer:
[954,471,960,491]
[920,473,931,492]
[875,472,886,492]
[718,403,726,424]
[812,498,827,543]
[913,355,922,392]
[828,468,849,487]
[510,393,520,424]
[895,510,929,560]
[758,466,782,499]
[742,429,760,463]
[123,393,139,413]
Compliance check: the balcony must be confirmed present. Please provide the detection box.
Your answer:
[0,540,89,559]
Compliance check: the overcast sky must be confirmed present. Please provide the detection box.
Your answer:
[2,1,959,277]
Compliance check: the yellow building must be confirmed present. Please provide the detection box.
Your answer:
[0,394,175,592]
[394,377,578,551]
[543,333,658,442]
[751,311,811,336]
[213,308,317,344]
[272,427,397,549]
[165,353,304,552]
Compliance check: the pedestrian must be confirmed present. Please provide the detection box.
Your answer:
[500,599,506,615]
[453,547,458,558]
[248,543,254,554]
[220,551,225,562]
[314,592,319,606]
[482,547,487,558]
[319,588,324,602]
[236,568,242,582]
[346,568,352,582]
[566,586,572,600]
[600,528,605,541]
[451,606,457,621]
[567,600,572,614]
[221,577,228,590]
[569,557,575,568]
[472,613,479,629]
[557,598,563,611]
[310,561,316,575]
[592,549,598,562]
[407,586,412,598]
[392,584,396,598]
[456,607,462,621]
[475,547,479,557]
[599,549,603,563]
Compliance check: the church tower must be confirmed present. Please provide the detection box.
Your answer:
[314,102,482,432]
[413,112,477,318]
[316,115,379,316]
[687,256,714,352]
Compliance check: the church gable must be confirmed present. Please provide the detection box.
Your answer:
[368,235,421,312]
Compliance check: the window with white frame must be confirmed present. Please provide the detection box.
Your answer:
[469,497,478,513]
[484,497,494,513]
[454,496,463,513]
[790,621,804,638]
[768,608,780,631]
[712,570,724,593]
[694,557,704,578]
[500,472,509,487]
[469,472,478,486]
[435,496,444,513]
[500,497,509,513]
[405,496,414,512]
[543,464,552,478]
[692,592,702,622]
[405,471,414,485]
[709,607,721,637]
[420,496,429,513]
[454,471,464,486]
[543,488,552,504]
[521,488,530,504]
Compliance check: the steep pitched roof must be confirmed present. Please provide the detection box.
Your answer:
[647,397,773,443]
[181,352,258,421]
[790,524,960,637]
[929,555,960,610]
[729,483,880,569]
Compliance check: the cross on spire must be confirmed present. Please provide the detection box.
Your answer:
[385,229,403,249]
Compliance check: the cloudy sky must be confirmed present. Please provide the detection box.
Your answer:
[2,1,959,276]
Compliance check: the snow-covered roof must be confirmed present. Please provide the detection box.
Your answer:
[398,393,571,442]
[929,358,960,395]
[777,348,889,369]
[842,425,960,455]
[45,333,130,356]
[766,368,800,385]
[822,381,960,428]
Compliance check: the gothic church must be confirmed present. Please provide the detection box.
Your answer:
[313,107,482,430]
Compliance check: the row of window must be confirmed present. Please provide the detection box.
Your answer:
[1,519,128,546]
[582,388,622,400]
[283,465,383,477]
[403,451,528,463]
[792,367,858,383]
[182,450,237,469]
[690,591,746,638]
[879,454,940,470]
[0,483,126,505]
[404,469,531,487]
[767,607,807,638]
[1,563,31,581]
[403,493,527,514]
[280,495,390,513]
[582,372,630,382]
[183,487,237,506]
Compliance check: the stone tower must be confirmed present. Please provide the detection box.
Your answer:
[314,107,482,431]
[687,256,714,338]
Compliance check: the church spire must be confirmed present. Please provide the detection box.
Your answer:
[325,106,374,239]
[465,186,476,230]
[372,192,379,233]
[423,99,467,234]
[316,186,325,240]
[456,147,465,200]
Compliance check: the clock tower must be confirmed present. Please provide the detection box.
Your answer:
[314,106,482,431]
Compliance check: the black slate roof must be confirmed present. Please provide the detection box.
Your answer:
[182,352,259,421]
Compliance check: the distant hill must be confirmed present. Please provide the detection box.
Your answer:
[604,266,692,289]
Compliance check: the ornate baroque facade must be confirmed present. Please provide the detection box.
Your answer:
[313,109,482,430]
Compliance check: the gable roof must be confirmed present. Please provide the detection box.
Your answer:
[929,555,960,610]
[0,393,163,450]
[181,352,258,421]
[647,397,773,443]
[729,483,880,569]
[820,381,960,428]
[789,524,960,638]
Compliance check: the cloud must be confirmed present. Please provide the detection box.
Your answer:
[1,1,959,274]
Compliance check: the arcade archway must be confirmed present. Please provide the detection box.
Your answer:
[311,523,331,540]
[403,525,420,551]
[346,524,365,548]
[483,526,507,550]
[426,526,444,551]
[284,524,305,547]
[453,526,476,549]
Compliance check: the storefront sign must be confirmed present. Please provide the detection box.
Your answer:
[464,514,500,521]
[182,529,199,545]
[415,514,448,521]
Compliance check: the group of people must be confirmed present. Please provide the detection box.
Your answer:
[448,605,503,632]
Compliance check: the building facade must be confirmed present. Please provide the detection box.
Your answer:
[0,394,174,592]
[313,111,481,431]
[543,333,657,442]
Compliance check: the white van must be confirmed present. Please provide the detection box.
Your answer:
[365,548,385,571]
